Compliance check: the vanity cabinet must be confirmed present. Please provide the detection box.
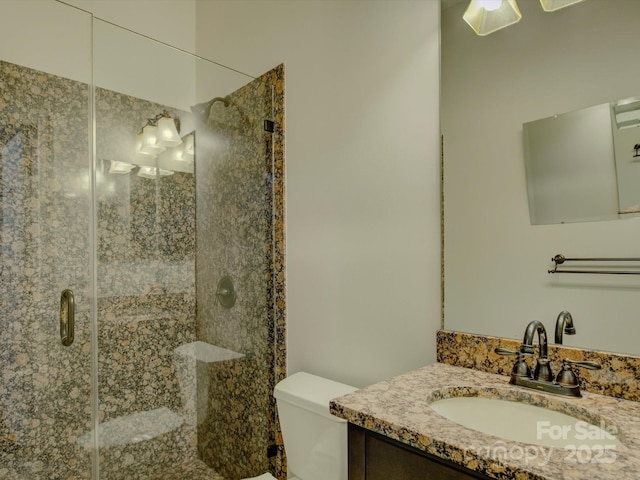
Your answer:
[348,424,492,480]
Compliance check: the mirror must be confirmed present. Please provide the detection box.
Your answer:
[522,97,640,225]
[523,97,640,225]
[442,0,640,356]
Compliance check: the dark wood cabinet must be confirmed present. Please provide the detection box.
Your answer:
[348,424,492,480]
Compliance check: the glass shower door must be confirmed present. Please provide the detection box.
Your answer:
[0,5,95,477]
[92,18,285,479]
[92,18,284,480]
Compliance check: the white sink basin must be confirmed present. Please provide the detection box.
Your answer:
[429,397,620,448]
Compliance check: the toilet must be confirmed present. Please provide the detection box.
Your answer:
[244,372,358,480]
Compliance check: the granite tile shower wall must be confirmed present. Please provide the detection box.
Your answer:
[0,60,93,479]
[195,64,286,480]
[1,57,286,480]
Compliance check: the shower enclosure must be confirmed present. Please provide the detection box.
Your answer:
[0,3,285,479]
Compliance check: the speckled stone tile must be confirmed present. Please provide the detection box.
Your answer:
[0,59,93,480]
[331,362,640,480]
[1,57,286,480]
[95,86,199,479]
[95,67,286,479]
[195,64,285,480]
[270,63,288,480]
[437,330,640,402]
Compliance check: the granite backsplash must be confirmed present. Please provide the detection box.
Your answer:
[437,330,640,402]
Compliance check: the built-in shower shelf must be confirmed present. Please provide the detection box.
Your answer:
[174,341,245,363]
[77,407,183,448]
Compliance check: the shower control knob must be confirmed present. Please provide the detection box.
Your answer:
[216,276,237,309]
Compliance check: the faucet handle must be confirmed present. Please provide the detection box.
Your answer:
[494,348,532,378]
[555,358,601,387]
[555,364,578,386]
[494,347,519,356]
[495,347,534,356]
[562,358,601,370]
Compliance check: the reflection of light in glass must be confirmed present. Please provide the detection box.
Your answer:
[613,97,640,130]
[109,160,135,174]
[159,144,184,163]
[184,134,194,155]
[156,117,182,147]
[105,181,116,194]
[137,166,174,179]
[63,171,91,198]
[182,134,195,163]
[140,125,165,155]
[133,132,158,165]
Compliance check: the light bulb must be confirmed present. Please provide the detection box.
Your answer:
[156,116,182,148]
[159,144,185,163]
[463,0,521,36]
[478,0,503,11]
[140,125,165,155]
[133,132,157,163]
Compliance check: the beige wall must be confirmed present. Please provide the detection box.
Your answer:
[442,0,640,355]
[0,0,92,82]
[0,0,200,108]
[64,0,196,53]
[195,0,442,388]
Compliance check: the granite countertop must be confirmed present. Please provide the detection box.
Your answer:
[329,362,640,480]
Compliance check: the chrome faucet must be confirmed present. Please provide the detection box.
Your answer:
[555,310,576,344]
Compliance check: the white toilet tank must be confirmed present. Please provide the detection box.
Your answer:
[274,372,357,480]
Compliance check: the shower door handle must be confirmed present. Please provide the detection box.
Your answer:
[60,289,75,346]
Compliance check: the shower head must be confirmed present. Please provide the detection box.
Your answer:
[190,96,230,123]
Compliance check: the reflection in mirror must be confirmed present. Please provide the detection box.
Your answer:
[523,102,617,224]
[612,97,640,216]
[523,96,640,225]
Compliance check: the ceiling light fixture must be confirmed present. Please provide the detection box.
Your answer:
[156,115,182,147]
[125,110,190,178]
[463,0,522,36]
[105,111,196,178]
[136,110,182,156]
[140,124,165,155]
[539,0,585,12]
[463,0,585,36]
